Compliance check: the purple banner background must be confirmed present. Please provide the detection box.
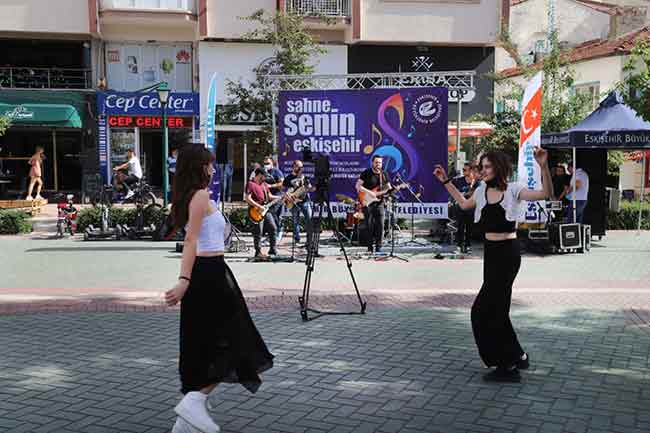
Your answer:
[278,88,449,218]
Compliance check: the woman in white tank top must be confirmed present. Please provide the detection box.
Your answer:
[164,144,274,433]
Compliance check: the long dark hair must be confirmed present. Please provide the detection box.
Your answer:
[172,144,215,229]
[480,151,512,191]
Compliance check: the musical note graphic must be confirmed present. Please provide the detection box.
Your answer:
[364,123,383,155]
[407,125,416,139]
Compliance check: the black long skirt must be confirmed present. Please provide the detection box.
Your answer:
[471,239,525,369]
[179,256,274,394]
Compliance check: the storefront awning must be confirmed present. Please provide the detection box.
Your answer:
[448,122,493,138]
[0,102,82,128]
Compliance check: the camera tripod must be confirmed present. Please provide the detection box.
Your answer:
[299,189,367,322]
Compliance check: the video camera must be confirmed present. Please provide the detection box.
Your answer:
[301,144,331,204]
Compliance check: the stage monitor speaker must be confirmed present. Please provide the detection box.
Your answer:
[550,223,582,250]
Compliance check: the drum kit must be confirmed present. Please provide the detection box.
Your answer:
[335,193,399,244]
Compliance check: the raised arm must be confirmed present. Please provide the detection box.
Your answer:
[433,165,476,210]
[518,147,553,201]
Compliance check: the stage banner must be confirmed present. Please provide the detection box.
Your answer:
[278,88,449,219]
[517,72,544,222]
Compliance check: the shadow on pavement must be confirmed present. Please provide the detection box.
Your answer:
[0,308,648,433]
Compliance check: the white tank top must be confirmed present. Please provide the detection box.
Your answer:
[196,200,226,253]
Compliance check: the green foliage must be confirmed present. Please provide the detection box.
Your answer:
[608,200,650,230]
[0,116,11,137]
[76,206,165,233]
[0,210,32,234]
[618,38,650,122]
[475,32,591,163]
[221,10,329,159]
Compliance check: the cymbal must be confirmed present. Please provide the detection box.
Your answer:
[336,194,356,205]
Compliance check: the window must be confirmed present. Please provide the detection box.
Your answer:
[573,82,600,111]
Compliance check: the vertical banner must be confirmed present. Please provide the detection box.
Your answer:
[518,72,544,222]
[98,114,109,184]
[205,73,221,202]
[278,88,449,219]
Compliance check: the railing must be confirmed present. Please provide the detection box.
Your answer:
[0,67,92,90]
[100,0,196,12]
[286,0,351,17]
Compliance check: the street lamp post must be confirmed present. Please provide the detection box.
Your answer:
[157,82,171,207]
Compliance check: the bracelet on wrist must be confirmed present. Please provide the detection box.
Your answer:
[178,276,191,283]
[443,178,452,185]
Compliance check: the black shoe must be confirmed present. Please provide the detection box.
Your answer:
[483,367,521,383]
[268,249,278,256]
[367,246,374,253]
[516,353,530,370]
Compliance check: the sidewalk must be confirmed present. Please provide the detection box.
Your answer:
[0,307,648,433]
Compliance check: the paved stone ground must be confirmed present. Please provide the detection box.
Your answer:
[0,308,649,433]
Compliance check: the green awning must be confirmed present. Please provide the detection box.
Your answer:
[0,102,82,128]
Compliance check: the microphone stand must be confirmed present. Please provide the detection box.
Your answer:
[397,174,429,247]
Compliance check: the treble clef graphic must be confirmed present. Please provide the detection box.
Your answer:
[375,93,419,181]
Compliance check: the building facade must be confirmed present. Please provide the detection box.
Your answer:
[0,0,97,197]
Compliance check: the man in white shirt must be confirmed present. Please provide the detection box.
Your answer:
[113,148,143,199]
[564,166,589,223]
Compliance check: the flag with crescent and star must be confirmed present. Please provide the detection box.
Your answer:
[517,72,544,222]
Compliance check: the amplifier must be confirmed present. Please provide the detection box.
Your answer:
[546,201,563,211]
[528,229,549,240]
[550,223,582,250]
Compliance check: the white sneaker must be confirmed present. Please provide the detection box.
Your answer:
[172,416,200,433]
[25,196,33,201]
[124,190,135,199]
[174,392,220,433]
[35,195,44,200]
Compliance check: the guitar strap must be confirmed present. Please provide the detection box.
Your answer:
[263,185,269,204]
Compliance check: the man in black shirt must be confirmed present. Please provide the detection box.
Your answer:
[283,160,315,247]
[452,162,477,253]
[263,156,285,240]
[356,155,392,253]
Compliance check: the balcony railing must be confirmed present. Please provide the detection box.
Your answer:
[100,0,196,12]
[286,0,351,17]
[0,67,92,90]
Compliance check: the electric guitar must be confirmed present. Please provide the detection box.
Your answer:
[358,182,409,208]
[248,185,307,223]
[285,183,314,210]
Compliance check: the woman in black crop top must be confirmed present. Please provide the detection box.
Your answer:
[434,149,552,383]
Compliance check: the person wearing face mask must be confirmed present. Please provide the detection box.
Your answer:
[165,144,274,433]
[434,148,552,383]
[283,160,315,247]
[263,156,285,242]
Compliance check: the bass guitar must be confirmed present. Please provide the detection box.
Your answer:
[358,182,409,208]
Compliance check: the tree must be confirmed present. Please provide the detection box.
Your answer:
[472,32,592,165]
[0,116,10,137]
[618,38,650,122]
[220,10,329,161]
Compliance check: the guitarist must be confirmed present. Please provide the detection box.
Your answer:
[246,168,281,258]
[356,155,391,253]
[283,160,315,248]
